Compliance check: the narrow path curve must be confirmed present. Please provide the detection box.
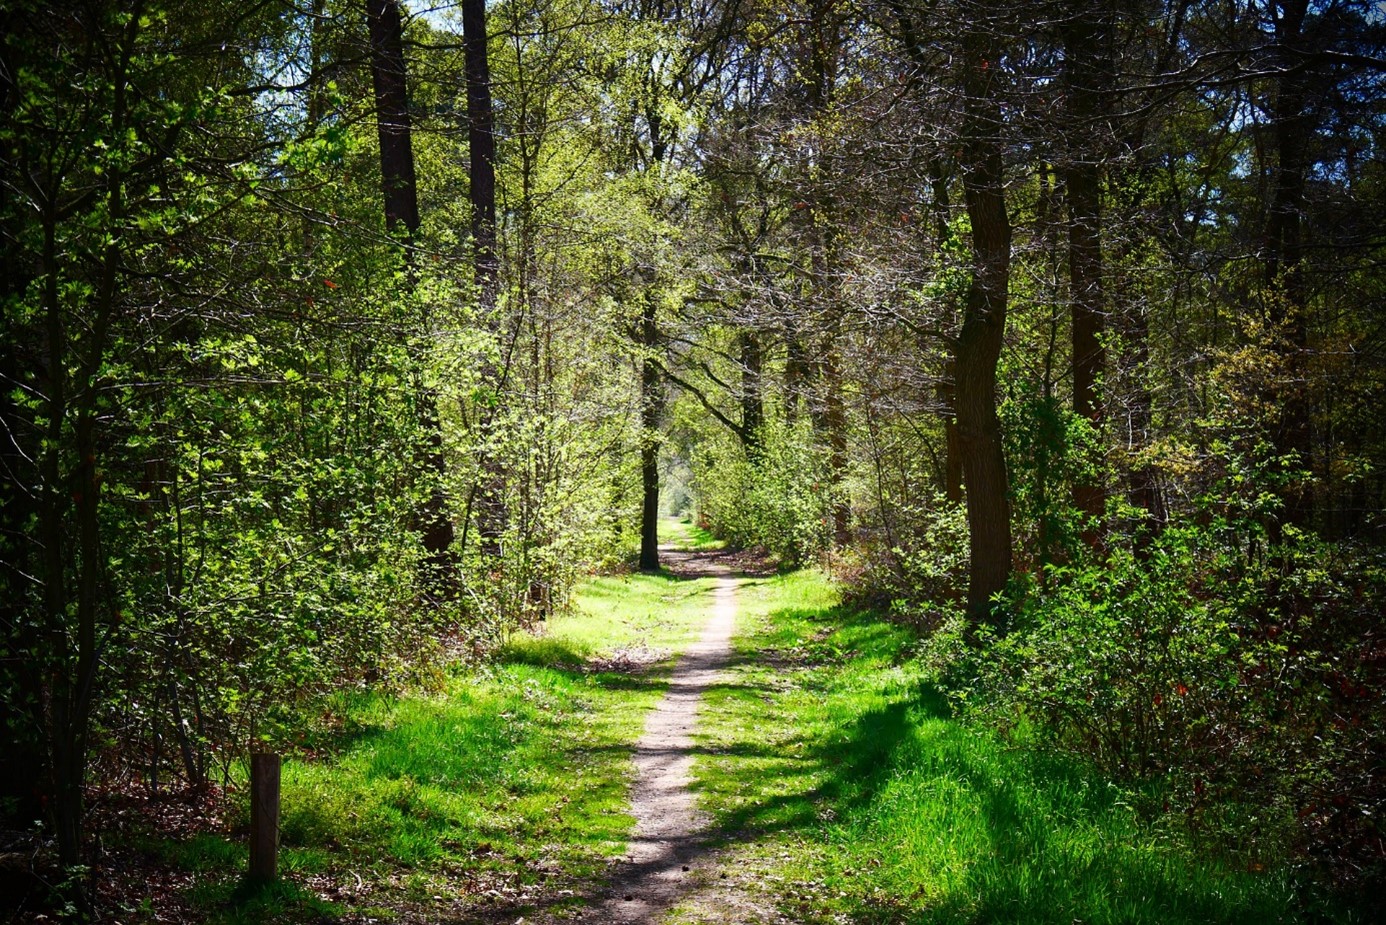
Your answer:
[580,555,737,923]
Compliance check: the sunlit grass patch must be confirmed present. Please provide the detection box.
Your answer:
[563,568,717,656]
[687,569,1300,925]
[153,566,721,922]
[662,515,727,551]
[273,668,642,869]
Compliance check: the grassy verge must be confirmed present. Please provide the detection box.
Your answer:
[134,540,718,924]
[662,515,727,551]
[678,569,1302,925]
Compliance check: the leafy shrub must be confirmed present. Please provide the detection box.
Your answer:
[951,525,1386,889]
[853,495,970,629]
[692,420,830,565]
[975,530,1238,780]
[1001,387,1104,570]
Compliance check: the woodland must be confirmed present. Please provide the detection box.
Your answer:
[1,0,1384,921]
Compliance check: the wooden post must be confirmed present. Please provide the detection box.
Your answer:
[249,752,281,883]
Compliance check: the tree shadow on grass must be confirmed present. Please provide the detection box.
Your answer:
[865,746,1287,925]
[698,680,946,845]
[697,594,1289,925]
[498,637,678,696]
[705,597,950,834]
[690,599,944,842]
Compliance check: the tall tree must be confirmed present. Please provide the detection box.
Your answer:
[1261,0,1314,529]
[462,0,508,553]
[1061,0,1113,542]
[464,0,498,304]
[4,3,160,887]
[639,284,664,569]
[368,0,421,237]
[954,6,1014,630]
[366,0,456,587]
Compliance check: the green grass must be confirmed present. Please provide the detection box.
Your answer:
[144,549,1316,924]
[148,564,720,924]
[680,569,1300,925]
[661,515,726,551]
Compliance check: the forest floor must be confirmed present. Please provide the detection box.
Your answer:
[77,519,1304,925]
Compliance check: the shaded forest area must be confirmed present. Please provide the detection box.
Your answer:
[2,0,1384,918]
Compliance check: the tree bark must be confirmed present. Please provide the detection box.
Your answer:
[639,292,663,570]
[367,0,456,585]
[740,329,763,456]
[1062,4,1111,543]
[463,0,498,304]
[928,161,964,504]
[38,14,137,888]
[822,343,850,544]
[784,321,806,426]
[463,0,507,553]
[955,16,1013,632]
[367,0,420,238]
[1263,0,1313,530]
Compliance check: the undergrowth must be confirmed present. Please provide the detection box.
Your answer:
[685,569,1345,925]
[114,520,718,923]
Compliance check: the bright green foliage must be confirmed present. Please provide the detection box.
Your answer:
[408,0,693,623]
[956,523,1386,888]
[691,419,830,565]
[2,0,1384,915]
[1002,387,1105,568]
[135,562,719,921]
[0,4,473,875]
[857,496,971,627]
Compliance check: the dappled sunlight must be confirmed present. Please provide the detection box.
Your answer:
[687,569,1293,925]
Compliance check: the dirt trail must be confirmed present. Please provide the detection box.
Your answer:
[579,551,737,923]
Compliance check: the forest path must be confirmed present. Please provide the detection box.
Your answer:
[579,545,736,923]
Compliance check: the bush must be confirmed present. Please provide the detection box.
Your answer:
[949,525,1386,889]
[853,495,970,629]
[691,420,830,565]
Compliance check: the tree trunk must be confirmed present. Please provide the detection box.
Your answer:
[1123,299,1166,534]
[1109,2,1187,537]
[740,329,763,456]
[462,0,507,552]
[1264,0,1313,530]
[1063,4,1110,543]
[808,211,849,544]
[928,162,964,504]
[463,0,498,302]
[822,344,850,544]
[40,205,81,869]
[639,292,663,571]
[784,322,806,426]
[367,0,456,586]
[956,17,1013,632]
[367,0,420,238]
[37,22,135,893]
